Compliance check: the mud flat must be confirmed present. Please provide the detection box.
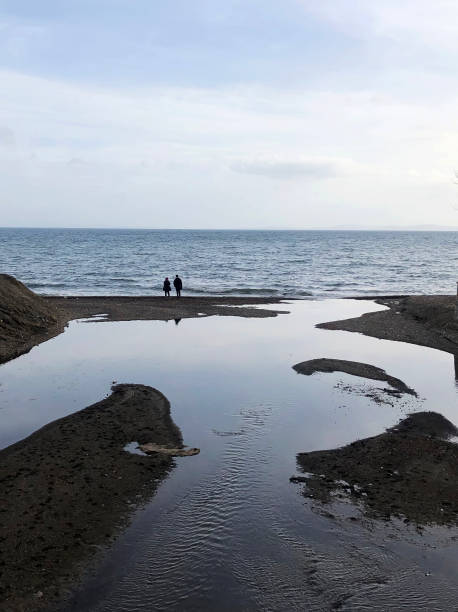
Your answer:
[292,412,458,526]
[318,295,458,354]
[293,358,417,396]
[0,384,186,612]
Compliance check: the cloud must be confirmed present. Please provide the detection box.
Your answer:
[0,69,457,228]
[0,126,15,147]
[230,158,339,179]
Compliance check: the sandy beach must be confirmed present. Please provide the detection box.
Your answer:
[1,275,458,609]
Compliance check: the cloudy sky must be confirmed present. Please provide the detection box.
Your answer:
[1,0,458,229]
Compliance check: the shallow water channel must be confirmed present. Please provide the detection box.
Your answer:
[1,299,458,610]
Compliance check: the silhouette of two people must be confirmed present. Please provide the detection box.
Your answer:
[163,274,182,297]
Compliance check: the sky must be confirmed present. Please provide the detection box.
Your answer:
[1,0,458,229]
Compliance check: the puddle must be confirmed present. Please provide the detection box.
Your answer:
[1,299,457,610]
[123,441,148,456]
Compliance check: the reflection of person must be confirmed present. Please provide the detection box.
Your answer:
[163,277,171,297]
[173,274,182,297]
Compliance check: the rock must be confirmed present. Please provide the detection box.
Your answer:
[138,443,200,456]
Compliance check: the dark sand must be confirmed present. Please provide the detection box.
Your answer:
[0,384,187,612]
[292,412,458,527]
[0,275,65,365]
[293,358,417,396]
[318,295,458,354]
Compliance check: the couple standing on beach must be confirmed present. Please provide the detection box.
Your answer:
[163,274,182,297]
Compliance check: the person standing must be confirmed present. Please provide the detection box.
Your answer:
[163,277,171,297]
[173,274,182,297]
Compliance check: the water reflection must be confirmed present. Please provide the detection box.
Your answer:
[1,300,457,610]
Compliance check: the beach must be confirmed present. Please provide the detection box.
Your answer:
[1,275,458,610]
[4,0,458,606]
[0,274,287,365]
[2,271,456,363]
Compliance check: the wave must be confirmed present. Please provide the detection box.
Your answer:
[27,280,314,298]
[164,286,314,297]
[27,282,71,289]
[107,278,140,283]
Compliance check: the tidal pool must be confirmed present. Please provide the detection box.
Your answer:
[1,299,457,610]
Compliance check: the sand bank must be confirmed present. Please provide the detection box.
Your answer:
[0,384,187,611]
[293,358,417,396]
[46,294,288,323]
[292,412,458,526]
[318,295,458,354]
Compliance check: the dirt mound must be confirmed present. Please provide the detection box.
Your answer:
[0,274,63,363]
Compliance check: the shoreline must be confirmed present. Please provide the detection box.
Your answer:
[317,295,458,356]
[2,289,457,367]
[0,277,290,365]
[45,295,289,323]
[293,411,458,526]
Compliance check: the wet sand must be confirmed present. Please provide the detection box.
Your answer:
[291,299,458,527]
[46,295,288,324]
[293,358,417,396]
[0,384,187,612]
[318,295,458,354]
[292,412,458,527]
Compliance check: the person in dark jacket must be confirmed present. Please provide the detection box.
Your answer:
[173,274,182,297]
[163,277,171,297]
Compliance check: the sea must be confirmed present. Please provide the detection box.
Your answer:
[0,227,457,297]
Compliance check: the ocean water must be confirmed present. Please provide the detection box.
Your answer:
[0,227,457,297]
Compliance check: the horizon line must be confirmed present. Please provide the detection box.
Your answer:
[1,225,458,232]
